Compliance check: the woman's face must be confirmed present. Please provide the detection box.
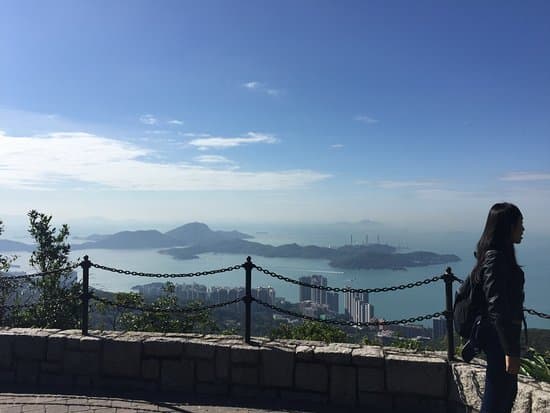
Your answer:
[511,217,524,244]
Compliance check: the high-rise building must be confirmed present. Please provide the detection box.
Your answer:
[327,292,339,313]
[433,315,447,340]
[346,291,373,323]
[299,275,328,305]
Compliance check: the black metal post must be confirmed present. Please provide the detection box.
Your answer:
[81,255,91,336]
[243,256,254,344]
[444,266,455,361]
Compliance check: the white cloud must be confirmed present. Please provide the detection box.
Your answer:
[331,144,344,149]
[376,180,436,189]
[243,81,261,89]
[167,120,184,125]
[144,130,170,135]
[194,155,236,165]
[500,172,550,182]
[354,115,379,124]
[0,131,328,191]
[242,81,281,96]
[139,114,158,125]
[188,132,278,150]
[181,132,211,138]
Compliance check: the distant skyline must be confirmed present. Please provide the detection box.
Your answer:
[1,1,549,232]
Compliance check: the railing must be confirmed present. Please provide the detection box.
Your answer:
[2,255,549,362]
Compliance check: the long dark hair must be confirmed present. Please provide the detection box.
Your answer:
[472,202,522,283]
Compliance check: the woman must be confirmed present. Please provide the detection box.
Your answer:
[472,202,525,413]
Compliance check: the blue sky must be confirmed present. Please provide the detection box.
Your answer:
[1,1,549,231]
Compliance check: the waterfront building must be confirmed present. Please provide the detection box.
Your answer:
[327,291,339,313]
[432,315,447,340]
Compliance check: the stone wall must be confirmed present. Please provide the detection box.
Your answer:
[0,328,548,413]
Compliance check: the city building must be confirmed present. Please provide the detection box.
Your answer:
[327,292,339,313]
[299,275,328,305]
[432,315,447,340]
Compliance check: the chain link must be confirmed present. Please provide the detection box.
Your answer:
[90,262,242,278]
[253,298,442,327]
[524,308,550,319]
[254,265,444,294]
[0,264,79,281]
[90,293,243,313]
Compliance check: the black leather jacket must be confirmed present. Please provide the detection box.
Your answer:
[480,249,525,357]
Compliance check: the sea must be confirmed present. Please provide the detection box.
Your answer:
[2,223,549,329]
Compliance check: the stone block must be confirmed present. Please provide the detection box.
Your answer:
[0,370,15,383]
[141,359,160,380]
[231,344,261,364]
[185,340,216,359]
[16,360,39,385]
[232,366,258,385]
[352,346,384,367]
[513,382,537,413]
[47,335,66,361]
[65,335,81,350]
[39,373,73,390]
[261,346,294,388]
[41,361,62,374]
[80,336,102,352]
[358,366,385,392]
[75,375,93,388]
[449,363,485,411]
[386,353,448,398]
[393,395,447,413]
[216,345,230,380]
[161,359,194,391]
[196,360,215,382]
[295,345,314,361]
[314,344,352,364]
[280,390,328,404]
[231,385,276,399]
[14,333,47,360]
[295,363,328,393]
[102,338,142,378]
[143,337,184,358]
[531,389,550,413]
[64,351,100,375]
[330,365,356,406]
[196,383,229,396]
[0,332,13,368]
[358,392,393,411]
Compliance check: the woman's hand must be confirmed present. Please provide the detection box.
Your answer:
[505,355,520,375]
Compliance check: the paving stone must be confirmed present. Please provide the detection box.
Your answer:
[295,363,328,393]
[79,336,102,352]
[295,345,314,361]
[330,365,356,406]
[531,388,550,413]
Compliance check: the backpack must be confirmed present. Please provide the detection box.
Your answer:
[453,272,483,339]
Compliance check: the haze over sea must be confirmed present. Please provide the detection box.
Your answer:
[4,222,549,329]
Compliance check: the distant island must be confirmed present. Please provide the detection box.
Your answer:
[0,222,460,270]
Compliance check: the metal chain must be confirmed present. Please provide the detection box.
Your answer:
[89,293,243,313]
[453,276,464,284]
[253,298,443,327]
[0,264,79,281]
[524,308,550,319]
[90,262,242,278]
[254,265,445,294]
